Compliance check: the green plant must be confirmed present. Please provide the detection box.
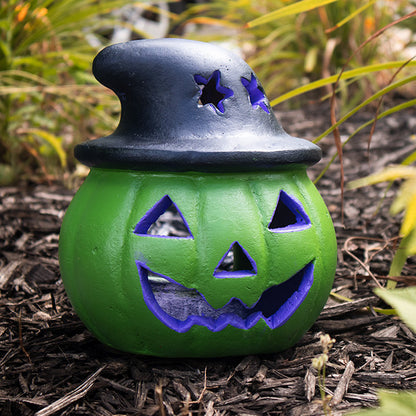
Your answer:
[350,287,416,416]
[0,0,145,184]
[352,390,416,416]
[349,165,416,286]
[312,333,336,416]
[376,286,416,332]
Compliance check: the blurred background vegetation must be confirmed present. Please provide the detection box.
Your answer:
[0,0,414,185]
[180,0,414,104]
[0,0,128,184]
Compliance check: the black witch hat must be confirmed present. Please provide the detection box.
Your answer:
[75,38,321,172]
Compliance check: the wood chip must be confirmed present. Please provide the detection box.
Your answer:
[0,395,49,406]
[371,324,400,338]
[355,372,405,387]
[320,296,380,319]
[35,366,105,416]
[316,315,388,332]
[304,367,316,402]
[331,361,355,406]
[219,392,251,406]
[383,351,394,371]
[0,260,21,289]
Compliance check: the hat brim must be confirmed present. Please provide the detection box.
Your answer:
[75,133,321,172]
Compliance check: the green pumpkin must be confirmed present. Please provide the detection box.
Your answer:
[59,168,336,357]
[59,38,337,357]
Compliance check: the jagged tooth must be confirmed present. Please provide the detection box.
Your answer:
[226,314,247,330]
[213,315,233,332]
[177,316,197,333]
[271,310,287,329]
[246,311,263,329]
[215,297,249,316]
[192,315,217,331]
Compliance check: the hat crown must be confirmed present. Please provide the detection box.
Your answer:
[75,39,321,172]
[93,39,280,138]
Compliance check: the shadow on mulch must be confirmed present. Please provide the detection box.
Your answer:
[1,104,416,416]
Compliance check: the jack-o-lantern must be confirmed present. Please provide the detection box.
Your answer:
[59,39,337,357]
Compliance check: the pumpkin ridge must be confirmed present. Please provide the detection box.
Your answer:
[61,170,112,341]
[120,171,145,323]
[246,177,271,282]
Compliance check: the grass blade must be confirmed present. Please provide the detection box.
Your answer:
[246,0,338,28]
[325,0,376,34]
[270,61,416,106]
[314,75,416,143]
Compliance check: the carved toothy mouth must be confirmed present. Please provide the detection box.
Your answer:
[136,261,314,333]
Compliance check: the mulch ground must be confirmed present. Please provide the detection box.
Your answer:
[1,103,416,416]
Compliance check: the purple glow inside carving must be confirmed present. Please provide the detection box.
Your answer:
[194,70,233,113]
[133,195,193,238]
[213,241,257,278]
[241,73,270,114]
[268,191,311,233]
[136,260,314,333]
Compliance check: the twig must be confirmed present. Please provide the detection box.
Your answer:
[343,238,384,289]
[21,142,54,186]
[330,84,344,223]
[18,309,31,364]
[343,248,383,289]
[348,274,416,285]
[155,381,167,416]
[35,366,105,416]
[187,367,208,405]
[367,56,415,155]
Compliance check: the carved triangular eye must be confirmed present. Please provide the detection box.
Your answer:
[268,191,311,232]
[134,195,193,238]
[213,241,257,278]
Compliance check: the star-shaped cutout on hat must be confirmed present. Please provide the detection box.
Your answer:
[194,70,233,113]
[241,74,270,114]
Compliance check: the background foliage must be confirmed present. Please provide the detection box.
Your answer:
[180,0,413,107]
[350,165,416,282]
[0,0,129,184]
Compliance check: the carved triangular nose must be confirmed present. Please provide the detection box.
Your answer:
[213,241,257,279]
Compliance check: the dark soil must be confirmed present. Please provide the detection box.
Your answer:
[1,103,416,416]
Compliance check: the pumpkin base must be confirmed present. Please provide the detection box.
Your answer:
[59,168,336,357]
